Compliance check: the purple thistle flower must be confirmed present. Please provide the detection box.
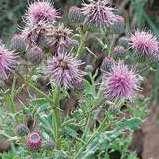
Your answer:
[81,0,121,28]
[27,131,42,151]
[129,30,159,60]
[25,0,60,25]
[46,53,85,88]
[0,43,16,80]
[103,62,141,101]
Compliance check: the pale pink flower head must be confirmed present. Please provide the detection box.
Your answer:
[26,0,59,25]
[103,62,141,101]
[46,53,85,88]
[81,0,121,28]
[129,30,159,60]
[0,43,16,80]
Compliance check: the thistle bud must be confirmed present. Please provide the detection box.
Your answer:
[85,65,93,73]
[111,16,125,34]
[118,36,129,48]
[10,33,26,51]
[26,46,44,64]
[27,131,42,151]
[113,46,126,58]
[68,6,84,23]
[16,124,29,137]
[101,57,114,72]
[44,140,55,150]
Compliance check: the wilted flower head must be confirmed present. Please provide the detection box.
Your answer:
[81,0,120,28]
[0,43,16,80]
[129,30,159,60]
[26,0,59,25]
[46,24,77,53]
[21,22,47,47]
[46,53,85,88]
[103,62,141,101]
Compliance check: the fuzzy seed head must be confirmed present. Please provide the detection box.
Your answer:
[81,0,120,28]
[46,53,85,88]
[26,0,59,25]
[103,62,141,101]
[27,131,42,151]
[130,30,159,60]
[0,43,16,80]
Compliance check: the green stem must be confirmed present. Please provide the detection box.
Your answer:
[51,86,61,149]
[9,75,17,113]
[16,71,61,110]
[76,29,88,58]
[73,116,108,159]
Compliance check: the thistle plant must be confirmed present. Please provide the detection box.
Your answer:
[0,0,158,158]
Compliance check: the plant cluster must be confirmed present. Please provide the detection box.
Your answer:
[0,0,157,158]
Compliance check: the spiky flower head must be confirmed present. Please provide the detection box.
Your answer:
[0,43,16,80]
[103,62,141,101]
[46,24,77,54]
[27,131,42,151]
[25,0,59,25]
[129,30,159,60]
[46,53,85,88]
[81,0,121,28]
